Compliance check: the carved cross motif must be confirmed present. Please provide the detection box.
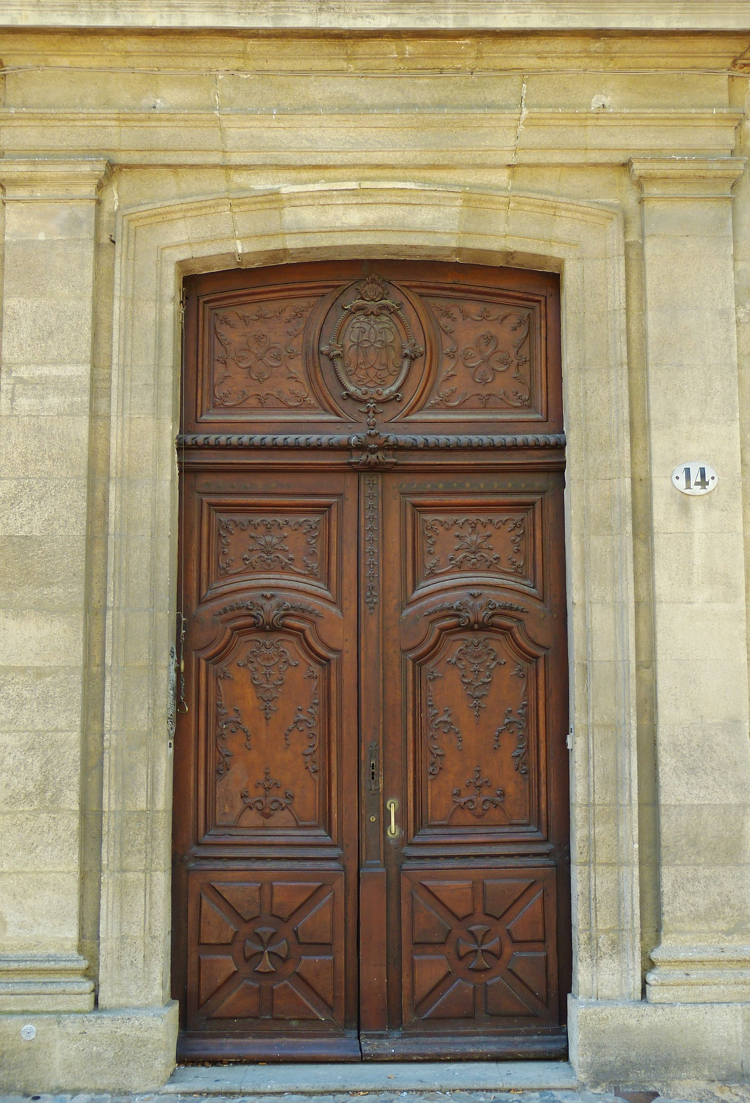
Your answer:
[457,924,502,971]
[427,300,531,409]
[212,300,316,409]
[244,926,290,974]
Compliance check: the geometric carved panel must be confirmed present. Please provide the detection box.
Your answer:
[402,868,557,1028]
[188,870,345,1029]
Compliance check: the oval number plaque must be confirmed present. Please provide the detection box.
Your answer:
[672,461,718,496]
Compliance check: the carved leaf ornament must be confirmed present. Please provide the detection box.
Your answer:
[238,638,297,722]
[448,636,505,719]
[237,765,298,824]
[425,666,462,778]
[450,764,507,821]
[213,592,322,780]
[434,590,528,627]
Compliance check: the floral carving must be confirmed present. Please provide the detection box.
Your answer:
[284,665,320,777]
[215,665,251,778]
[213,301,317,409]
[450,764,506,820]
[237,766,298,823]
[321,275,423,408]
[218,517,320,578]
[425,667,462,778]
[427,300,532,410]
[218,592,322,629]
[462,332,513,385]
[494,694,529,778]
[447,637,505,719]
[423,516,525,577]
[433,590,528,627]
[238,638,297,722]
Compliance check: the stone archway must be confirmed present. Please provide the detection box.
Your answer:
[101,182,639,1071]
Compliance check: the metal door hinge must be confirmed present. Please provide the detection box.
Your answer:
[167,645,177,748]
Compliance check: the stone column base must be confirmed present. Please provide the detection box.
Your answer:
[569,996,750,1087]
[646,944,750,1003]
[0,953,94,1013]
[0,1002,179,1092]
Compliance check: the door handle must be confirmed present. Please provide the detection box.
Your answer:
[386,798,399,839]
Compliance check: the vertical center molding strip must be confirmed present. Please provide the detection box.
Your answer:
[364,474,380,612]
[358,468,388,1036]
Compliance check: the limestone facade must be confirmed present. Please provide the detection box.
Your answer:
[0,3,749,1093]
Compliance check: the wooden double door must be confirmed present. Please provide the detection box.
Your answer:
[173,261,570,1061]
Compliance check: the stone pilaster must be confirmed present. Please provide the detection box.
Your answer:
[630,156,750,1003]
[0,158,110,1012]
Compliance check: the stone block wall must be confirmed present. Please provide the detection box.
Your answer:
[0,6,748,1091]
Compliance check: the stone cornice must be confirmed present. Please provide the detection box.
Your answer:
[0,157,111,200]
[1,0,750,31]
[0,112,740,168]
[629,155,746,198]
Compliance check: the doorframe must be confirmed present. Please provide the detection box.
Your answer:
[99,183,640,1058]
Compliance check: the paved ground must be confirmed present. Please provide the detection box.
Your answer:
[0,1088,734,1103]
[0,1093,681,1103]
[3,1060,748,1103]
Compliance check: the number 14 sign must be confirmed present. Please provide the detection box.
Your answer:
[672,461,718,496]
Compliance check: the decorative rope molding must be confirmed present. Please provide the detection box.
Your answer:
[178,432,566,450]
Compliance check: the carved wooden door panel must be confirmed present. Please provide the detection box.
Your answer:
[172,469,361,1060]
[174,260,568,1061]
[358,469,569,1058]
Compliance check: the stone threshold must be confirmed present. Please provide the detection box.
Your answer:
[164,1061,578,1095]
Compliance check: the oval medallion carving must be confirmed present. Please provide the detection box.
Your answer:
[320,276,424,419]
